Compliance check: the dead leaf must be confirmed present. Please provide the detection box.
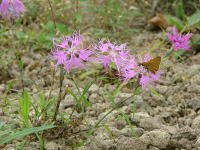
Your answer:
[149,13,170,29]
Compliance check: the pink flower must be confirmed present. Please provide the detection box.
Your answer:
[138,53,161,86]
[51,31,93,72]
[93,40,130,71]
[120,53,161,87]
[120,57,139,80]
[167,26,192,51]
[0,0,25,20]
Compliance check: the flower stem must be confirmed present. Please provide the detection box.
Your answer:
[53,68,64,121]
[164,47,173,58]
[47,0,56,32]
[89,81,140,134]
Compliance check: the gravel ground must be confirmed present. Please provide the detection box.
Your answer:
[0,31,200,150]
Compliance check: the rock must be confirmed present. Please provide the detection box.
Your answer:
[63,79,73,87]
[76,146,90,150]
[106,84,117,93]
[172,126,197,140]
[188,98,200,112]
[190,73,200,85]
[195,137,200,147]
[139,116,164,130]
[115,136,147,150]
[131,112,150,123]
[186,65,200,76]
[148,146,160,150]
[98,87,105,95]
[156,85,168,95]
[140,129,170,149]
[94,103,110,116]
[0,84,6,93]
[89,84,99,93]
[60,95,76,110]
[150,94,166,107]
[45,141,65,150]
[25,147,38,150]
[134,95,153,113]
[192,116,200,129]
[115,119,127,130]
[29,142,39,149]
[120,127,144,137]
[178,138,192,149]
[187,84,200,93]
[162,125,178,135]
[131,112,164,130]
[89,93,100,104]
[90,128,114,150]
[98,110,118,123]
[116,93,133,105]
[106,126,143,138]
[2,146,15,150]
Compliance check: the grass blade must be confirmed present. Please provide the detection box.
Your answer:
[0,125,56,145]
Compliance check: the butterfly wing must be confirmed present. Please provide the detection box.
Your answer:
[141,57,161,74]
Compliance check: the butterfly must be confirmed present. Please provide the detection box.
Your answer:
[140,56,161,74]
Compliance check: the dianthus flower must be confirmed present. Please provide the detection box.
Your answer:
[120,56,139,80]
[167,26,192,51]
[51,31,93,72]
[120,53,161,87]
[93,40,130,71]
[137,53,161,86]
[0,0,25,20]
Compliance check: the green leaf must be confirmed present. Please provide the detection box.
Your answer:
[165,15,184,30]
[0,125,56,145]
[16,140,27,150]
[187,12,200,27]
[131,10,143,16]
[79,70,100,79]
[104,91,117,108]
[43,21,54,32]
[176,49,186,55]
[134,86,142,95]
[173,51,184,59]
[149,87,160,96]
[113,82,128,96]
[67,89,79,103]
[102,125,115,139]
[0,131,12,136]
[56,23,69,34]
[75,12,83,23]
[175,0,186,21]
[20,90,30,128]
[0,29,7,36]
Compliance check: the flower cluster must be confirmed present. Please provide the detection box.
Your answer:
[0,0,26,20]
[51,31,165,87]
[51,31,93,73]
[167,26,192,51]
[93,40,129,71]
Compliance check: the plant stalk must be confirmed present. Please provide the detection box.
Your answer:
[53,68,64,121]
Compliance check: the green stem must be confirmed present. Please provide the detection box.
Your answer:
[86,82,141,138]
[47,0,57,32]
[164,47,173,58]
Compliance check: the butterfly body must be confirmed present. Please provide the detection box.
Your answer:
[140,56,161,74]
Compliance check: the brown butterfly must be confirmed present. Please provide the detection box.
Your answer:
[140,56,161,74]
